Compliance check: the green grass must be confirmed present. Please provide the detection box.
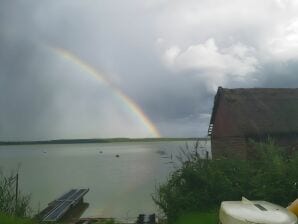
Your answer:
[174,212,218,224]
[0,213,38,224]
[94,219,119,224]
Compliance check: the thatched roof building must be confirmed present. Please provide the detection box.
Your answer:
[209,87,298,159]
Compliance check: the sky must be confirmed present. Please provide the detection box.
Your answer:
[1,0,298,140]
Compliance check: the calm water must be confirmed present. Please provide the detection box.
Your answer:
[0,141,210,220]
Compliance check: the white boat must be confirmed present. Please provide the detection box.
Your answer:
[219,197,297,224]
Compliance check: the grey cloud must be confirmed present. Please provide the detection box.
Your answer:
[2,0,298,139]
[254,61,298,88]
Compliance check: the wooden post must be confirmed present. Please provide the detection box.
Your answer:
[15,172,19,214]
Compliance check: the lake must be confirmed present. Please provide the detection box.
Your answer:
[0,140,210,220]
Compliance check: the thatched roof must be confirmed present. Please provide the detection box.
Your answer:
[210,87,298,137]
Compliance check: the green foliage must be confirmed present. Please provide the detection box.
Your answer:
[94,219,119,224]
[153,139,298,223]
[0,213,36,224]
[0,172,31,217]
[174,211,217,224]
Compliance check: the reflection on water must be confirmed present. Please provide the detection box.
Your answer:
[0,141,210,219]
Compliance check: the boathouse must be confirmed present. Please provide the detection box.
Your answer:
[208,87,298,159]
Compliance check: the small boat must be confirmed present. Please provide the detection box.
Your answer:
[219,197,297,224]
[115,154,120,158]
[156,150,166,156]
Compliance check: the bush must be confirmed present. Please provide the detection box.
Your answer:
[152,139,298,223]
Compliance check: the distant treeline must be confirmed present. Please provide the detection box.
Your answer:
[0,137,205,146]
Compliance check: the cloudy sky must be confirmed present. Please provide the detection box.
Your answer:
[1,0,298,140]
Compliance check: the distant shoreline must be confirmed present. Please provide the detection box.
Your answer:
[0,137,208,146]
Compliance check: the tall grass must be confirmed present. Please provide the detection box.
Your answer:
[0,171,31,217]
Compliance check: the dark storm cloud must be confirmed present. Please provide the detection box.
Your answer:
[0,1,151,139]
[0,1,163,139]
[0,15,50,139]
[255,61,298,88]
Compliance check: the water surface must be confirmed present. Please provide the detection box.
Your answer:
[0,141,210,220]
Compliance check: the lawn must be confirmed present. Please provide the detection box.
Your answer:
[0,213,36,224]
[174,211,218,224]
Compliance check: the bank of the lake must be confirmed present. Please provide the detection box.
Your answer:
[0,138,202,146]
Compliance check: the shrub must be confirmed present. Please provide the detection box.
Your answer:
[152,139,298,223]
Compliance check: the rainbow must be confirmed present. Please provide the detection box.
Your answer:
[49,47,161,137]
